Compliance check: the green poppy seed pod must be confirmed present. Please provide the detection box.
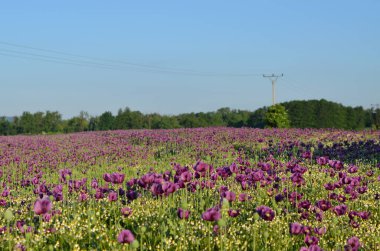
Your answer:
[49,245,54,251]
[217,219,226,227]
[4,209,14,222]
[222,198,229,209]
[181,200,188,209]
[25,232,32,241]
[140,226,147,233]
[253,213,260,221]
[263,231,269,239]
[131,240,139,249]
[310,147,315,153]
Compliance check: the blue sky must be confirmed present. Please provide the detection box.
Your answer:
[0,1,379,118]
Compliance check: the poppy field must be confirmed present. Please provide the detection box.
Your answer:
[0,128,379,250]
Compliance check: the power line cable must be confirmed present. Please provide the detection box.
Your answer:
[0,40,262,77]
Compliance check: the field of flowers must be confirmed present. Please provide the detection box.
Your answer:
[0,128,379,250]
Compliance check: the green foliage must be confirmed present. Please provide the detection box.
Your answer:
[264,104,290,128]
[98,111,115,130]
[0,99,378,135]
[281,99,372,129]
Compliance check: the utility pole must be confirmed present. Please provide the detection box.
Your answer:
[263,73,283,105]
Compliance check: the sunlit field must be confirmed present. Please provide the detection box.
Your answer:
[0,128,379,250]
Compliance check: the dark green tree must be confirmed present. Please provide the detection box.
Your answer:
[98,111,115,130]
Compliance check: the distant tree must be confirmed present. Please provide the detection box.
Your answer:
[0,117,15,135]
[149,115,180,129]
[264,104,290,128]
[88,117,99,131]
[43,111,62,133]
[98,111,115,130]
[18,112,35,134]
[247,107,266,128]
[64,111,89,133]
[177,113,202,128]
[373,108,380,129]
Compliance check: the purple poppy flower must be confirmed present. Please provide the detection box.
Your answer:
[275,194,285,202]
[298,200,311,210]
[300,211,310,220]
[151,183,164,196]
[304,235,319,246]
[180,171,192,182]
[291,173,305,186]
[251,170,264,182]
[301,245,323,251]
[347,165,358,173]
[229,163,239,173]
[95,189,104,200]
[313,227,326,235]
[349,220,360,228]
[15,243,26,251]
[103,173,113,183]
[223,191,236,202]
[202,207,221,221]
[316,156,329,165]
[91,178,99,189]
[239,193,249,202]
[213,225,220,235]
[126,190,139,201]
[117,229,135,244]
[329,160,344,170]
[111,173,125,184]
[1,188,10,197]
[256,206,275,221]
[315,211,323,222]
[34,197,52,215]
[345,236,360,251]
[358,211,370,220]
[315,200,331,211]
[42,213,52,222]
[337,194,346,203]
[289,222,303,235]
[333,204,348,216]
[302,226,312,235]
[177,208,190,219]
[0,199,6,207]
[324,183,335,191]
[357,186,367,194]
[162,182,178,195]
[302,151,311,159]
[108,191,118,202]
[121,207,132,217]
[78,192,88,202]
[228,209,240,217]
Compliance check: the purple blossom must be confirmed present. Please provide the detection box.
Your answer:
[222,191,236,202]
[202,207,221,221]
[304,235,319,246]
[289,222,303,235]
[121,207,132,217]
[333,204,348,216]
[177,208,190,219]
[117,229,135,244]
[315,200,331,211]
[345,236,361,251]
[34,197,52,215]
[256,205,275,221]
[228,209,240,217]
[108,191,118,202]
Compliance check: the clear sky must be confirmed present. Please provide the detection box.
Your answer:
[0,1,379,118]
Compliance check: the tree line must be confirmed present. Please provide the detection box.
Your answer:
[0,99,379,135]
